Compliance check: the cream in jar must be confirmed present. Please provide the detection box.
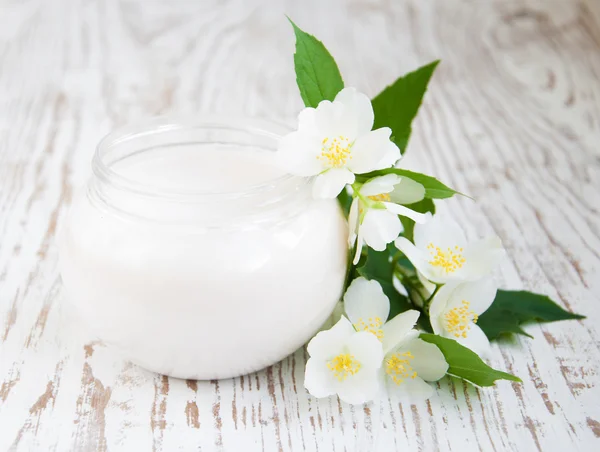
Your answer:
[58,117,348,379]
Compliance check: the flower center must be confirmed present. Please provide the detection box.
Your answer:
[444,300,478,338]
[367,193,391,202]
[354,317,384,341]
[385,352,417,385]
[427,243,466,273]
[317,136,352,168]
[327,353,361,381]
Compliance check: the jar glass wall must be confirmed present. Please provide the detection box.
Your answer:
[58,116,348,379]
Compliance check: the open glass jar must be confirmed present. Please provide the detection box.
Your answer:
[58,116,348,379]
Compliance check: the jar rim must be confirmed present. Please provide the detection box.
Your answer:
[92,115,308,200]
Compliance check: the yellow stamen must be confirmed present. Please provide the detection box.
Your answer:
[317,135,352,168]
[385,352,417,385]
[368,193,391,202]
[444,300,478,338]
[327,353,361,381]
[354,317,384,341]
[427,243,466,273]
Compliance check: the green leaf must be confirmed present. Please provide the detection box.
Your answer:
[356,245,393,281]
[420,334,521,386]
[358,169,461,199]
[399,197,436,243]
[288,19,344,108]
[356,246,411,320]
[478,309,533,339]
[478,290,585,340]
[372,61,439,153]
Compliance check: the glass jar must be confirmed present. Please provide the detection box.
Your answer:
[58,116,348,379]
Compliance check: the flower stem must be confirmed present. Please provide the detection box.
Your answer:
[390,251,403,270]
[393,265,423,306]
[423,283,443,314]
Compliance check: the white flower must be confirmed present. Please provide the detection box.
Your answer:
[348,174,431,264]
[304,316,383,404]
[381,311,448,402]
[344,277,448,401]
[429,277,497,357]
[343,277,391,339]
[277,87,401,198]
[394,214,505,284]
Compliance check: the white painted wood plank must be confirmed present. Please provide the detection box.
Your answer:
[1,0,599,450]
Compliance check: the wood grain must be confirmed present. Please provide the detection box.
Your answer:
[1,0,599,450]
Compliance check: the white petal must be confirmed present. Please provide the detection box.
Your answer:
[346,331,384,370]
[307,316,355,360]
[381,310,420,354]
[445,277,497,316]
[314,95,364,141]
[348,128,400,174]
[314,100,343,137]
[304,358,337,398]
[359,174,402,196]
[312,168,355,198]
[453,324,491,358]
[460,236,506,281]
[394,237,440,283]
[376,139,403,169]
[333,87,375,136]
[376,367,388,396]
[417,271,436,296]
[361,209,402,251]
[400,338,448,382]
[389,177,426,205]
[344,277,390,329]
[413,215,467,253]
[428,283,456,335]
[388,376,434,402]
[407,215,472,284]
[384,203,431,224]
[276,131,323,176]
[348,197,360,246]
[298,107,318,133]
[336,369,381,405]
[352,234,364,265]
[403,329,420,344]
[393,277,409,297]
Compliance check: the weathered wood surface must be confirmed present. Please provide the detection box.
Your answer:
[1,0,599,450]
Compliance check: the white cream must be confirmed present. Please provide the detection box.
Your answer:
[58,143,348,379]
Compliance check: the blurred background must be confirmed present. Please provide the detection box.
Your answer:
[1,0,599,202]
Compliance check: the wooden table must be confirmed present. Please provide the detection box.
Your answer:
[1,0,599,450]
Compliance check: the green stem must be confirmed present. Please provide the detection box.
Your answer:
[422,283,443,314]
[394,261,410,278]
[394,273,418,294]
[390,251,403,271]
[393,267,422,302]
[394,262,442,311]
[354,175,371,184]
